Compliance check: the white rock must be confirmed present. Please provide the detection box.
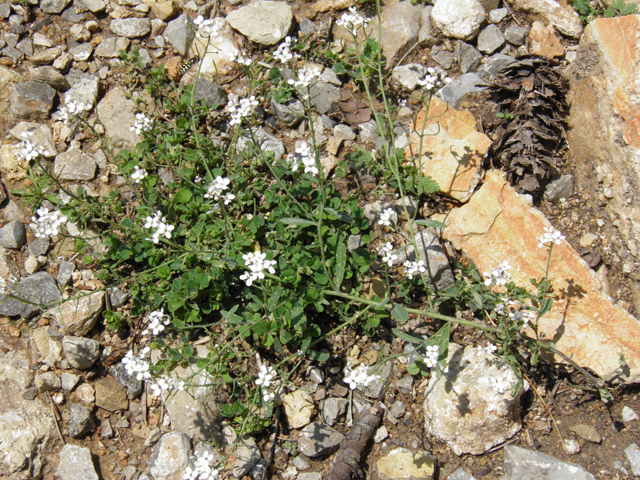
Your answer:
[622,405,639,423]
[423,343,527,455]
[283,390,316,429]
[225,1,292,45]
[564,438,580,455]
[56,445,99,480]
[431,0,486,41]
[507,0,582,38]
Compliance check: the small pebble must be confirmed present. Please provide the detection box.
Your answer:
[564,438,580,454]
[374,426,388,443]
[622,406,639,423]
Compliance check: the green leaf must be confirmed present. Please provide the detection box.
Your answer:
[413,219,446,229]
[538,298,553,317]
[390,305,409,323]
[334,241,346,289]
[280,217,316,228]
[392,328,423,344]
[175,189,193,204]
[308,349,330,362]
[375,297,390,309]
[333,62,347,75]
[324,207,353,223]
[407,362,420,375]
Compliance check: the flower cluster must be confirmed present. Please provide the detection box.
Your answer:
[423,345,439,369]
[184,450,220,480]
[336,6,368,36]
[227,95,259,126]
[509,309,536,326]
[289,141,318,176]
[256,364,279,402]
[377,242,398,267]
[203,176,235,205]
[144,211,175,244]
[378,208,396,227]
[227,49,252,66]
[29,207,68,238]
[343,363,379,390]
[494,298,515,316]
[149,374,185,397]
[142,308,171,336]
[131,113,153,135]
[538,227,565,248]
[489,368,516,395]
[484,261,512,287]
[417,67,451,92]
[194,15,221,37]
[0,277,8,295]
[131,165,148,183]
[239,251,277,286]
[121,347,151,381]
[288,67,321,95]
[56,99,92,123]
[273,36,295,64]
[16,130,50,161]
[403,260,426,279]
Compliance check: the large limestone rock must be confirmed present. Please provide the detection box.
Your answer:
[440,171,640,382]
[423,343,526,455]
[431,0,486,41]
[568,15,640,259]
[406,97,490,202]
[225,1,292,46]
[379,1,423,65]
[96,87,144,152]
[506,0,582,37]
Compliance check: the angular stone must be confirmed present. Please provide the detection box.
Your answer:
[406,96,489,202]
[68,403,94,438]
[78,0,105,12]
[507,0,582,37]
[424,344,526,455]
[10,122,56,159]
[436,72,486,107]
[626,443,640,476]
[51,291,104,336]
[568,15,640,258]
[405,230,455,292]
[164,13,195,56]
[477,24,505,54]
[146,432,192,480]
[110,18,151,38]
[54,149,97,181]
[312,0,353,12]
[544,174,574,202]
[193,79,227,110]
[0,271,61,318]
[419,6,439,47]
[142,0,177,21]
[223,426,261,477]
[570,424,601,444]
[95,37,130,58]
[61,372,80,391]
[94,377,129,411]
[271,97,305,126]
[56,444,99,480]
[30,46,66,65]
[298,422,344,457]
[28,66,70,90]
[308,80,341,115]
[504,25,528,45]
[454,41,483,73]
[377,448,436,480]
[35,371,61,392]
[96,87,144,152]
[62,336,100,370]
[622,406,639,423]
[528,21,564,58]
[10,81,56,121]
[440,171,640,382]
[69,43,93,62]
[392,63,428,91]
[226,1,292,46]
[0,220,26,249]
[431,0,485,41]
[110,362,143,398]
[379,1,422,65]
[502,445,596,479]
[0,65,25,117]
[41,0,72,13]
[283,389,316,429]
[33,327,63,367]
[321,397,347,426]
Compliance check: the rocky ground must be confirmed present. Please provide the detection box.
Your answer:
[1,0,640,478]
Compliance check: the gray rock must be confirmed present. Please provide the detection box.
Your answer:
[61,6,84,22]
[57,261,75,287]
[405,230,455,291]
[95,36,130,57]
[321,398,348,426]
[56,444,99,480]
[299,473,322,480]
[193,79,227,109]
[373,425,388,442]
[626,443,640,476]
[238,127,285,161]
[5,32,18,49]
[22,387,38,400]
[0,220,26,249]
[394,375,413,395]
[271,97,305,127]
[164,13,195,56]
[96,87,144,152]
[35,371,61,392]
[100,418,113,438]
[298,422,345,457]
[147,432,192,480]
[41,0,72,14]
[488,7,508,23]
[502,445,596,479]
[334,124,356,141]
[477,54,517,82]
[69,43,93,62]
[392,63,428,91]
[62,336,100,370]
[389,399,406,419]
[622,405,639,423]
[430,45,454,70]
[477,25,505,54]
[448,468,477,480]
[110,18,151,38]
[570,424,601,444]
[70,24,91,43]
[108,287,130,308]
[54,149,97,181]
[504,25,528,46]
[380,1,422,65]
[419,6,438,47]
[29,237,50,256]
[33,326,63,367]
[436,72,485,108]
[347,234,364,252]
[94,377,129,411]
[225,1,292,45]
[308,81,341,114]
[122,465,140,480]
[10,81,56,120]
[68,403,95,438]
[16,38,33,56]
[293,455,310,470]
[78,0,105,12]
[0,271,61,318]
[30,46,66,65]
[2,45,24,63]
[359,120,386,150]
[613,460,629,475]
[115,416,129,428]
[0,4,10,18]
[111,362,143,398]
[144,427,163,447]
[544,174,573,202]
[431,0,485,41]
[53,52,73,71]
[61,372,80,391]
[362,361,393,398]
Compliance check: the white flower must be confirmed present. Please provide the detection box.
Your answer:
[29,207,68,238]
[403,260,426,279]
[289,141,318,176]
[144,211,175,244]
[142,308,170,335]
[0,277,8,295]
[55,98,92,123]
[273,36,295,64]
[343,363,378,390]
[288,67,322,97]
[417,67,451,92]
[377,242,398,267]
[121,349,151,381]
[204,176,233,205]
[256,365,275,388]
[131,165,148,183]
[130,113,153,135]
[194,15,221,37]
[489,369,516,395]
[336,6,368,36]
[484,261,512,287]
[423,345,439,369]
[227,48,252,66]
[184,449,221,480]
[239,251,277,286]
[538,227,565,248]
[16,130,49,161]
[150,374,186,397]
[226,95,259,126]
[378,208,395,227]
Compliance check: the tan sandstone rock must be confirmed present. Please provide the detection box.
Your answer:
[506,0,582,37]
[50,291,105,336]
[528,21,565,58]
[283,389,316,429]
[406,97,490,203]
[440,171,640,382]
